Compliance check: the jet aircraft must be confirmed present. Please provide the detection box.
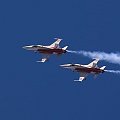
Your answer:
[23,38,68,62]
[60,59,106,81]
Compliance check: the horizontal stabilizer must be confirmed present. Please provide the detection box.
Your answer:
[74,77,85,82]
[100,66,106,70]
[62,46,68,50]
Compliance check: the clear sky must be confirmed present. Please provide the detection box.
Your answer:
[1,0,120,120]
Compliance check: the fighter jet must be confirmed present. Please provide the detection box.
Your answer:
[23,38,68,62]
[60,59,106,81]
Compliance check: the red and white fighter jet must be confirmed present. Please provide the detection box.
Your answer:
[60,59,106,81]
[23,38,68,62]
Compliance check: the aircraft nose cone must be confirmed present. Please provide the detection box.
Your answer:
[60,64,65,67]
[60,64,68,67]
[60,64,71,67]
[22,46,27,49]
[22,46,32,50]
[22,46,30,49]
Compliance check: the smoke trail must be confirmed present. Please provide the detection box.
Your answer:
[105,70,120,74]
[67,50,120,65]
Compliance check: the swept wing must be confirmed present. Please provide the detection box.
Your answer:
[74,72,88,82]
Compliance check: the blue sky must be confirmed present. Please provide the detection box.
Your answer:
[1,0,120,120]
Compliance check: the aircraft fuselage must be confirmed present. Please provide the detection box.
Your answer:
[38,48,67,54]
[75,67,104,74]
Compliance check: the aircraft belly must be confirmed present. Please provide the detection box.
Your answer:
[38,49,64,54]
[75,67,101,73]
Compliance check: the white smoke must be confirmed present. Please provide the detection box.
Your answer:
[105,70,120,74]
[67,50,120,65]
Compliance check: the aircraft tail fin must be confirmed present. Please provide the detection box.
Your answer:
[62,46,68,50]
[100,66,106,70]
[49,38,62,48]
[87,58,99,68]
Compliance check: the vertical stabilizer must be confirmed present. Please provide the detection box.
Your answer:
[49,38,62,48]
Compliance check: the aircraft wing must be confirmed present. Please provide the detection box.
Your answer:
[74,72,88,82]
[87,58,99,68]
[49,38,62,48]
[37,54,50,63]
[37,46,51,50]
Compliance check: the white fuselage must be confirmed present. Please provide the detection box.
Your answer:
[23,45,50,51]
[60,64,104,74]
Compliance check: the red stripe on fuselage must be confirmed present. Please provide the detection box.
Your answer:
[38,48,66,54]
[75,67,103,74]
